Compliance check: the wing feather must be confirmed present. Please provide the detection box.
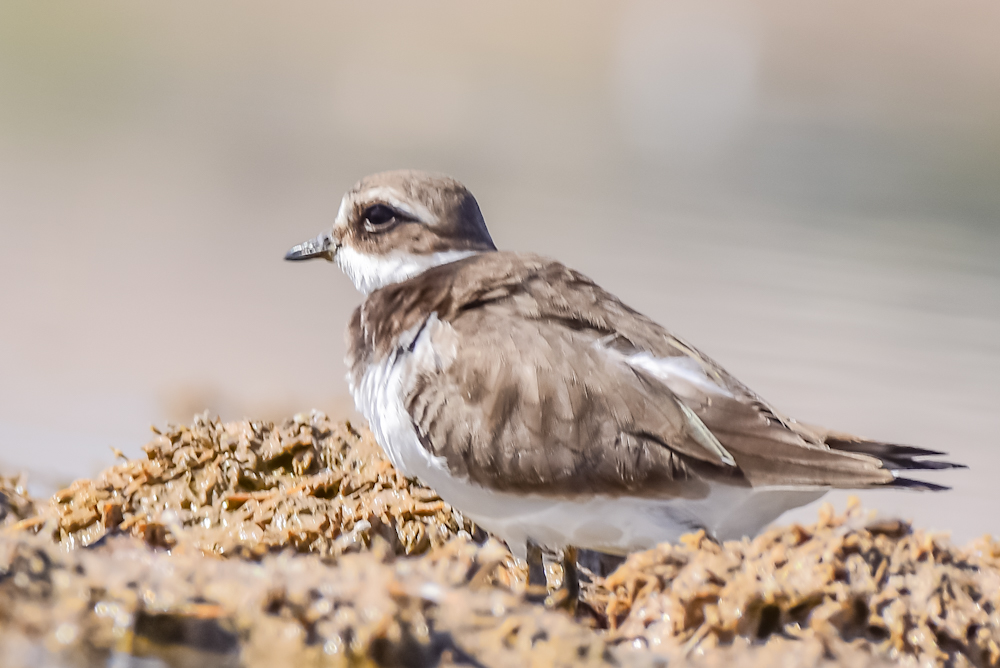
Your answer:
[349,251,959,497]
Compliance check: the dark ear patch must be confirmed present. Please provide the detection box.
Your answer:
[362,204,415,233]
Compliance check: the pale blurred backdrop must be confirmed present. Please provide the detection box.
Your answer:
[1,1,998,540]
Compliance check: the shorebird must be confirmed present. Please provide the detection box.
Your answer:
[286,170,961,588]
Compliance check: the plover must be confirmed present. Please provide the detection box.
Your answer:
[286,170,961,568]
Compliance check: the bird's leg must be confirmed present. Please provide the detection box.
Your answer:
[525,539,547,603]
[556,545,580,612]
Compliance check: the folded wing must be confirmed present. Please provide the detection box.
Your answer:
[354,252,961,498]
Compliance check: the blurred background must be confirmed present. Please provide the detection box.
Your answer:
[1,0,997,540]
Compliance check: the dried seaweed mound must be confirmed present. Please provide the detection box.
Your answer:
[0,533,609,668]
[36,412,478,557]
[598,500,1000,667]
[2,414,999,667]
[0,475,35,530]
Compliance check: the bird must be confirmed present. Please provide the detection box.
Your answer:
[286,170,962,588]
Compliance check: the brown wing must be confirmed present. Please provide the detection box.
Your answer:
[352,251,954,497]
[403,305,734,499]
[657,369,897,488]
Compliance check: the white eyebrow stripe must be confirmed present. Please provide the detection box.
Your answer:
[355,186,437,224]
[334,195,352,229]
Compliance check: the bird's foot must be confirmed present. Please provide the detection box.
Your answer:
[524,540,581,612]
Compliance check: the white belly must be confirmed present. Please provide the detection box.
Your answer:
[387,463,825,559]
[352,317,826,558]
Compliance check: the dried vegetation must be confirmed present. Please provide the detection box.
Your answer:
[0,413,997,667]
[41,412,478,558]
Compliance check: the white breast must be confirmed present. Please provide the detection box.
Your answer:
[351,316,826,558]
[352,314,455,476]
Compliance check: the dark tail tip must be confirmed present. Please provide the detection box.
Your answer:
[888,476,952,492]
[827,437,966,473]
[886,459,966,472]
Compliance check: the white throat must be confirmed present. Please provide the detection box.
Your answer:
[335,247,480,294]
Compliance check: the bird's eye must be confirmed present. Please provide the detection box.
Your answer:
[362,204,400,232]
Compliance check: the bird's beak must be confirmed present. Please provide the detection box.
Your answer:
[285,232,335,262]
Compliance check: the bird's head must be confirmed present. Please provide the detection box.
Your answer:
[285,170,496,294]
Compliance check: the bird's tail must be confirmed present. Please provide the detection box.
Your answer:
[801,424,966,491]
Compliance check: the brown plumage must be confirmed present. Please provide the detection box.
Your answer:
[347,251,959,498]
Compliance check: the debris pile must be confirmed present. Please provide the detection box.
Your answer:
[40,413,479,557]
[0,533,608,668]
[600,501,1000,666]
[0,475,35,530]
[1,413,996,667]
